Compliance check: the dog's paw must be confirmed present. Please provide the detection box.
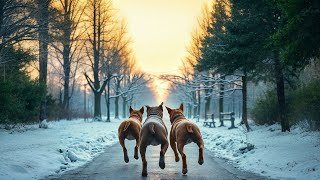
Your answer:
[124,157,129,163]
[198,159,204,165]
[159,161,165,169]
[159,156,165,169]
[182,168,188,174]
[142,171,148,177]
[175,156,180,162]
[134,154,139,160]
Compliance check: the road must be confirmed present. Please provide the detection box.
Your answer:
[47,140,268,180]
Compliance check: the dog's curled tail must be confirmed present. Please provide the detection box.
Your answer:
[186,124,193,133]
[123,121,131,132]
[149,124,155,134]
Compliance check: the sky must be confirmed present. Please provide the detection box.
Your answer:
[113,0,209,102]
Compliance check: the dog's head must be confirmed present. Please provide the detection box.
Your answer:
[129,106,144,122]
[166,103,184,124]
[145,102,164,118]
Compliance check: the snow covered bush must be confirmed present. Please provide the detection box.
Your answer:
[289,80,320,130]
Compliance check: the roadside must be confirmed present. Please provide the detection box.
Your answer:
[194,118,320,180]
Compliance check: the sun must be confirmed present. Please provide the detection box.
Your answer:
[150,78,171,104]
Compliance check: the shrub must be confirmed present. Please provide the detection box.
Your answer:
[250,90,279,125]
[289,80,320,130]
[251,80,320,130]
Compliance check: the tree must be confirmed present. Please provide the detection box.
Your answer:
[0,46,45,126]
[270,0,320,131]
[50,0,86,119]
[0,0,36,54]
[36,0,52,122]
[274,0,320,69]
[84,0,115,121]
[198,0,277,131]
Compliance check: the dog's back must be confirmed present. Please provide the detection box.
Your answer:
[118,118,141,140]
[140,116,167,146]
[172,119,202,145]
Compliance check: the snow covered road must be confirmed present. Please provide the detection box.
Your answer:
[0,118,319,180]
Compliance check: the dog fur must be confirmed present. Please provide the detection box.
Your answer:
[139,102,169,176]
[118,106,144,163]
[166,103,204,174]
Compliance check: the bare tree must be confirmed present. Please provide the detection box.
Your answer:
[83,0,118,121]
[0,0,37,55]
[49,0,86,119]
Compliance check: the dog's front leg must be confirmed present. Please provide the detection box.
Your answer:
[170,131,179,162]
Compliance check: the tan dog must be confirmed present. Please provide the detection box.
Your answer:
[139,102,169,177]
[166,103,204,174]
[118,106,144,163]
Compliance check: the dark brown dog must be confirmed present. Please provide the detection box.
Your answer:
[139,102,169,177]
[118,106,144,163]
[166,103,204,174]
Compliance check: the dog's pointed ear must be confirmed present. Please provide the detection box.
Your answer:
[139,106,144,114]
[159,102,164,111]
[165,106,172,114]
[179,103,184,112]
[129,106,133,113]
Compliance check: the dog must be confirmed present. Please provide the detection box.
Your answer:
[118,106,144,163]
[166,103,204,174]
[139,102,169,177]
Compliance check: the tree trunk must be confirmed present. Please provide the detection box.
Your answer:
[122,96,127,118]
[197,87,201,120]
[94,92,102,120]
[38,0,50,121]
[219,77,224,114]
[205,96,211,115]
[192,91,197,118]
[241,73,250,131]
[92,0,102,120]
[114,79,120,119]
[62,1,71,119]
[275,57,290,132]
[188,103,191,118]
[106,78,110,122]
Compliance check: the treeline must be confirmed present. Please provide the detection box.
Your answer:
[166,0,320,131]
[0,0,150,127]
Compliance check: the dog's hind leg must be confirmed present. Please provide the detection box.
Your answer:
[170,131,179,162]
[139,143,148,176]
[177,143,188,174]
[197,141,204,165]
[119,136,129,163]
[194,131,204,165]
[159,139,168,169]
[133,130,140,160]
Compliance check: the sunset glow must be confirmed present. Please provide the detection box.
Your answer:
[113,0,209,102]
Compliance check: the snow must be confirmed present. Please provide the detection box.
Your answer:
[1,117,319,180]
[193,118,320,180]
[0,119,120,180]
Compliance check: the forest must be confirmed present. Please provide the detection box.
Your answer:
[0,0,319,133]
[0,0,153,127]
[164,0,320,132]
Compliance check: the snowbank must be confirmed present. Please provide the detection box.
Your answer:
[195,118,320,180]
[0,119,120,180]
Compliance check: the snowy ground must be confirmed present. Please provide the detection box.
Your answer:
[1,118,319,180]
[0,119,120,180]
[193,118,320,180]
